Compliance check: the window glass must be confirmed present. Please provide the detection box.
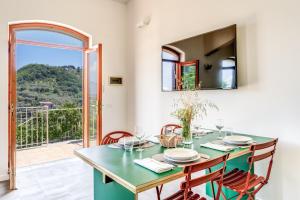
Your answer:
[220,58,236,88]
[162,61,176,91]
[221,59,235,68]
[182,65,196,90]
[16,44,83,70]
[162,50,179,61]
[162,49,180,91]
[16,29,83,47]
[221,69,235,89]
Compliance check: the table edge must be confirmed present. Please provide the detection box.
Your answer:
[74,150,138,193]
[75,147,251,194]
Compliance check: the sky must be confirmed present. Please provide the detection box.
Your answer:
[16,30,84,70]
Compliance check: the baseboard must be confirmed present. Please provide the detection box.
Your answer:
[0,171,9,181]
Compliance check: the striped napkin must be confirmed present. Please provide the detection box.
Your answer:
[134,158,174,173]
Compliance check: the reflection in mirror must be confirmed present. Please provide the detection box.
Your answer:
[161,24,237,91]
[179,61,199,90]
[162,47,180,91]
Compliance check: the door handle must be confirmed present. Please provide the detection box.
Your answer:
[10,103,15,117]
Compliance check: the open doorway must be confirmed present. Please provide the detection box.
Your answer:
[15,29,85,167]
[8,22,102,189]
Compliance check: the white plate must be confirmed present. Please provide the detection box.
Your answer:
[164,154,201,163]
[164,148,198,161]
[223,135,253,145]
[164,153,199,161]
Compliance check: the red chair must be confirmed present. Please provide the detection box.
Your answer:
[156,124,182,199]
[161,124,182,135]
[214,139,278,200]
[101,131,133,145]
[163,154,229,200]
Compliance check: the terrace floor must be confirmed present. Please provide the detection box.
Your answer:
[17,140,84,167]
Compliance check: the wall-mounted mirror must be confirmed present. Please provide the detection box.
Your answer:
[161,24,237,91]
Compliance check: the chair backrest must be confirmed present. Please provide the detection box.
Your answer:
[101,131,133,145]
[161,124,182,135]
[246,138,278,184]
[180,154,229,199]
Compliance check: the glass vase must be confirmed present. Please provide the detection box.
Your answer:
[181,120,193,145]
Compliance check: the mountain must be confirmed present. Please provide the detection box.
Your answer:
[17,64,82,108]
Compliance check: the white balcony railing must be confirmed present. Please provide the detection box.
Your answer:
[16,106,85,150]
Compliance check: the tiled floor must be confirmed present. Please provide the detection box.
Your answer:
[0,158,207,200]
[1,158,93,200]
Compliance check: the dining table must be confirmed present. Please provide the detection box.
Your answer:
[74,131,274,200]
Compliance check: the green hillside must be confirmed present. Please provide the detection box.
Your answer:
[17,64,82,107]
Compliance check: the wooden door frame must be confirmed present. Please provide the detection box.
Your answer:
[96,44,103,146]
[8,21,102,189]
[84,44,103,147]
[176,60,199,90]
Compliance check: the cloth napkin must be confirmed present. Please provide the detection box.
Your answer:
[146,136,160,144]
[134,158,174,173]
[108,144,121,149]
[192,129,213,135]
[201,142,236,152]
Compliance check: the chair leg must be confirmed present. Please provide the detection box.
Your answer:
[208,168,217,200]
[236,193,244,200]
[160,185,164,194]
[215,183,223,200]
[220,190,227,200]
[156,186,161,200]
[248,193,255,200]
[210,181,216,200]
[253,183,264,196]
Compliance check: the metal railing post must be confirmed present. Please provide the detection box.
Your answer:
[25,107,28,148]
[45,106,49,145]
[36,109,38,146]
[31,109,33,147]
[41,109,44,145]
[20,111,23,149]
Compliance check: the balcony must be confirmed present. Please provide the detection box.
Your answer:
[16,106,96,167]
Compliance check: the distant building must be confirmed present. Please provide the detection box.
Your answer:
[39,101,55,109]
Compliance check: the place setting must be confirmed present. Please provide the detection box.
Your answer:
[202,135,255,151]
[156,148,209,165]
[201,126,256,152]
[133,124,213,173]
[222,135,256,147]
[108,128,157,151]
[134,148,210,174]
[108,136,156,150]
[192,125,214,139]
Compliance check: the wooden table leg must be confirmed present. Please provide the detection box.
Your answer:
[94,169,137,200]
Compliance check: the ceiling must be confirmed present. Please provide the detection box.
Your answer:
[112,0,130,4]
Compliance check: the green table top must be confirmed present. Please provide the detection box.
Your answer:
[75,132,273,193]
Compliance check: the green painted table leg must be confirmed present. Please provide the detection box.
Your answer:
[206,153,254,200]
[94,169,136,200]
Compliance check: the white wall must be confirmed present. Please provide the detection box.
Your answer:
[127,0,300,199]
[1,0,300,198]
[0,0,128,180]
